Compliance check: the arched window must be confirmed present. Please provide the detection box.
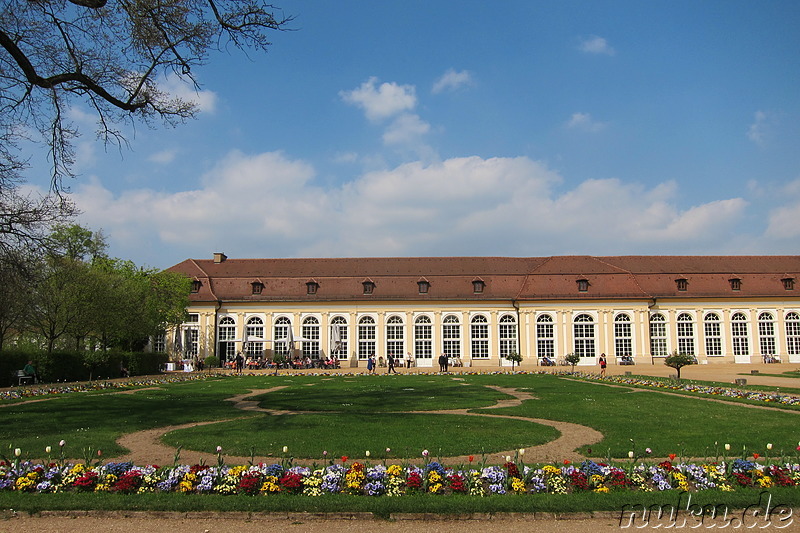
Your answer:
[245,316,264,357]
[758,312,775,359]
[470,315,489,359]
[536,314,555,359]
[442,314,461,359]
[386,315,404,359]
[614,314,632,357]
[573,314,595,358]
[731,312,749,357]
[676,313,695,355]
[302,316,320,359]
[357,316,376,360]
[704,313,722,356]
[414,315,433,359]
[499,314,518,358]
[274,316,292,357]
[218,316,236,359]
[649,313,667,356]
[786,312,800,356]
[330,316,348,359]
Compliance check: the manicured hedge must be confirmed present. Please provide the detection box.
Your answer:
[0,350,168,387]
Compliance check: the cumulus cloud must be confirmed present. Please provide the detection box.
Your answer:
[382,114,431,145]
[432,69,473,94]
[159,74,218,114]
[73,150,756,265]
[578,36,615,55]
[340,77,417,121]
[765,178,800,239]
[565,112,607,132]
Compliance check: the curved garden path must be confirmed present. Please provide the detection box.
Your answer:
[108,384,604,465]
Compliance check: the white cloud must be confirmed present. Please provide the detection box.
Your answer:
[74,151,755,265]
[148,149,178,164]
[432,69,473,94]
[565,112,607,132]
[382,114,431,145]
[160,73,218,114]
[747,110,770,146]
[765,178,800,239]
[340,77,417,121]
[578,36,615,55]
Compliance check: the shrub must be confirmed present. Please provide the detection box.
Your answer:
[204,356,221,368]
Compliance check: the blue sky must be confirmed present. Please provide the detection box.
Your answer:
[29,1,800,269]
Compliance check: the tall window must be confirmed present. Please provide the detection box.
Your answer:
[573,314,596,358]
[758,312,776,359]
[153,332,166,353]
[358,316,376,360]
[186,329,198,357]
[499,314,518,358]
[218,316,236,359]
[786,312,800,357]
[676,313,695,355]
[614,314,632,357]
[536,314,555,359]
[704,313,722,356]
[442,314,461,359]
[273,317,292,357]
[414,315,433,359]
[731,312,749,356]
[470,315,489,359]
[245,316,264,357]
[649,313,668,356]
[386,315,404,358]
[302,316,320,359]
[330,316,348,359]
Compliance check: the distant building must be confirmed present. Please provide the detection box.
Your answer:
[166,253,800,367]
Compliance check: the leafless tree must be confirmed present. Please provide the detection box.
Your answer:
[0,0,291,252]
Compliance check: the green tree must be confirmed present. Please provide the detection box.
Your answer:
[0,250,30,350]
[504,351,522,371]
[564,352,581,372]
[664,351,696,380]
[49,224,107,262]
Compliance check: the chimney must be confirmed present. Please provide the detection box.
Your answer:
[213,252,227,264]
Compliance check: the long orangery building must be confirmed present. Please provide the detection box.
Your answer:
[165,253,800,368]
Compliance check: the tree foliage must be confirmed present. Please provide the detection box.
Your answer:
[664,351,696,380]
[15,224,190,353]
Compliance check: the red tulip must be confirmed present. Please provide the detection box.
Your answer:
[753,453,760,459]
[668,453,676,461]
[468,455,474,463]
[341,455,348,463]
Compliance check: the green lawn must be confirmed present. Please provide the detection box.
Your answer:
[2,373,798,462]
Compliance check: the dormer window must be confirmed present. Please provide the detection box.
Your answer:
[363,280,375,295]
[191,280,202,293]
[782,277,795,291]
[251,282,264,295]
[472,279,485,293]
[306,281,319,295]
[676,278,688,292]
[729,278,741,291]
[418,280,430,294]
[577,278,589,292]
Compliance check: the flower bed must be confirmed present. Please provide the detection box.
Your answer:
[2,458,798,496]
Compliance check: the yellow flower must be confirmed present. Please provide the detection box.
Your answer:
[428,482,443,493]
[593,485,610,493]
[428,471,442,483]
[757,476,773,488]
[511,477,526,493]
[387,464,403,477]
[228,466,247,477]
[178,480,194,492]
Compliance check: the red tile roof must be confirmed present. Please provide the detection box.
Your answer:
[167,255,800,303]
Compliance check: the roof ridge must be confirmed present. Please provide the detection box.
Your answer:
[592,256,653,299]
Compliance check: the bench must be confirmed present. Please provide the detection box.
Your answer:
[15,370,34,386]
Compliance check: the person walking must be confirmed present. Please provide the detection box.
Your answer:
[599,353,607,376]
[387,353,397,374]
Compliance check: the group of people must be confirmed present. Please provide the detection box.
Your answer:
[225,353,342,372]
